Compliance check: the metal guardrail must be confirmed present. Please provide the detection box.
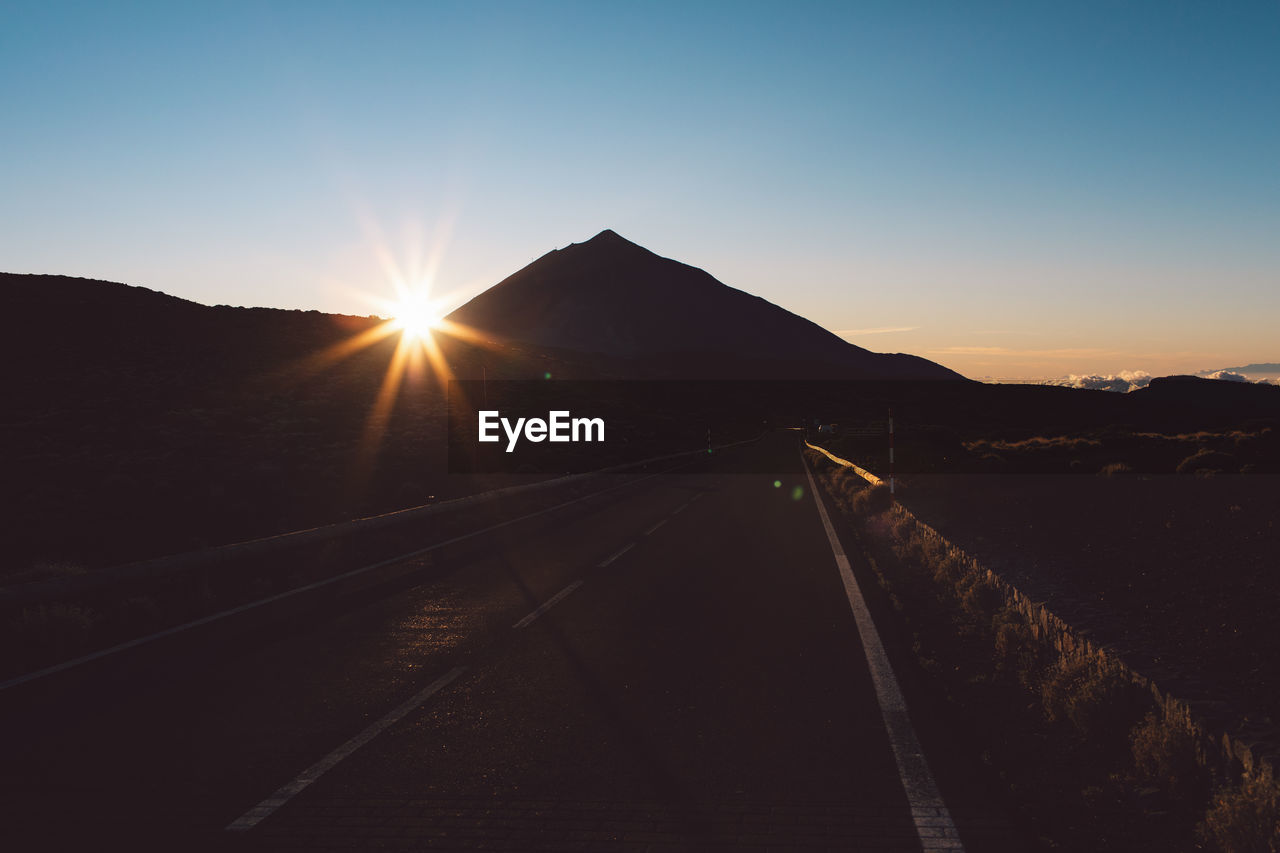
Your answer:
[3,433,766,609]
[803,440,885,487]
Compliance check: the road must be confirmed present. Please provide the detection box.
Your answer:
[1,431,1025,851]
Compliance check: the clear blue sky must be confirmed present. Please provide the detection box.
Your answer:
[3,1,1277,378]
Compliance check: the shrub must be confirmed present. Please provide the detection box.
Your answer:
[930,551,967,586]
[1177,449,1235,475]
[993,612,1051,690]
[9,602,101,653]
[1201,766,1280,853]
[958,573,1004,625]
[853,483,892,516]
[1041,655,1151,752]
[836,473,866,507]
[978,452,1008,472]
[4,560,87,586]
[1131,711,1207,803]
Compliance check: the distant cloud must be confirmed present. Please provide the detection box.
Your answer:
[1044,369,1272,393]
[835,326,919,336]
[1045,371,1153,393]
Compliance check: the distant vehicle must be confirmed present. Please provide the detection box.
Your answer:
[817,423,839,435]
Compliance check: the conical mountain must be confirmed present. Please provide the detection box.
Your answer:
[445,230,962,379]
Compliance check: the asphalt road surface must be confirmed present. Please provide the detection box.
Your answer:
[2,430,1027,851]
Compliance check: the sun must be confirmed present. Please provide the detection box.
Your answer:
[392,295,444,340]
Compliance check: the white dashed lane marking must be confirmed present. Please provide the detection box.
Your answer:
[229,483,701,832]
[226,666,467,831]
[597,542,636,567]
[513,580,586,629]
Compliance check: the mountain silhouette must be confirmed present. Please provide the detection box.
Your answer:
[4,268,1276,575]
[445,230,962,379]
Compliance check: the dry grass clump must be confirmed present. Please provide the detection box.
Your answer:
[1131,710,1207,804]
[809,438,1280,849]
[1177,449,1236,475]
[2,560,88,587]
[806,447,1279,848]
[1039,655,1150,754]
[965,435,1102,452]
[852,483,892,516]
[8,602,101,663]
[1201,766,1280,853]
[993,613,1051,690]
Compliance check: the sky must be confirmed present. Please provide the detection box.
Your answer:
[2,1,1277,380]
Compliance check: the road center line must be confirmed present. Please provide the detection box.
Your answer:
[512,579,585,629]
[597,541,636,567]
[644,518,669,535]
[225,665,466,832]
[802,454,965,852]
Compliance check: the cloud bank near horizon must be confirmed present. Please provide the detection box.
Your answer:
[1046,371,1153,393]
[1043,370,1278,393]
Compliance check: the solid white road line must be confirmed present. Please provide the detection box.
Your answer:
[225,666,466,831]
[644,518,669,535]
[512,580,586,629]
[802,455,965,852]
[597,542,636,567]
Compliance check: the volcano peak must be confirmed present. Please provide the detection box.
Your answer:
[445,231,962,379]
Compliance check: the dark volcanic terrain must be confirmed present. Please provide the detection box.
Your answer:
[3,233,1275,588]
[0,232,958,574]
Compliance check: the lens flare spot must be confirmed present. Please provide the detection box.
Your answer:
[790,485,805,501]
